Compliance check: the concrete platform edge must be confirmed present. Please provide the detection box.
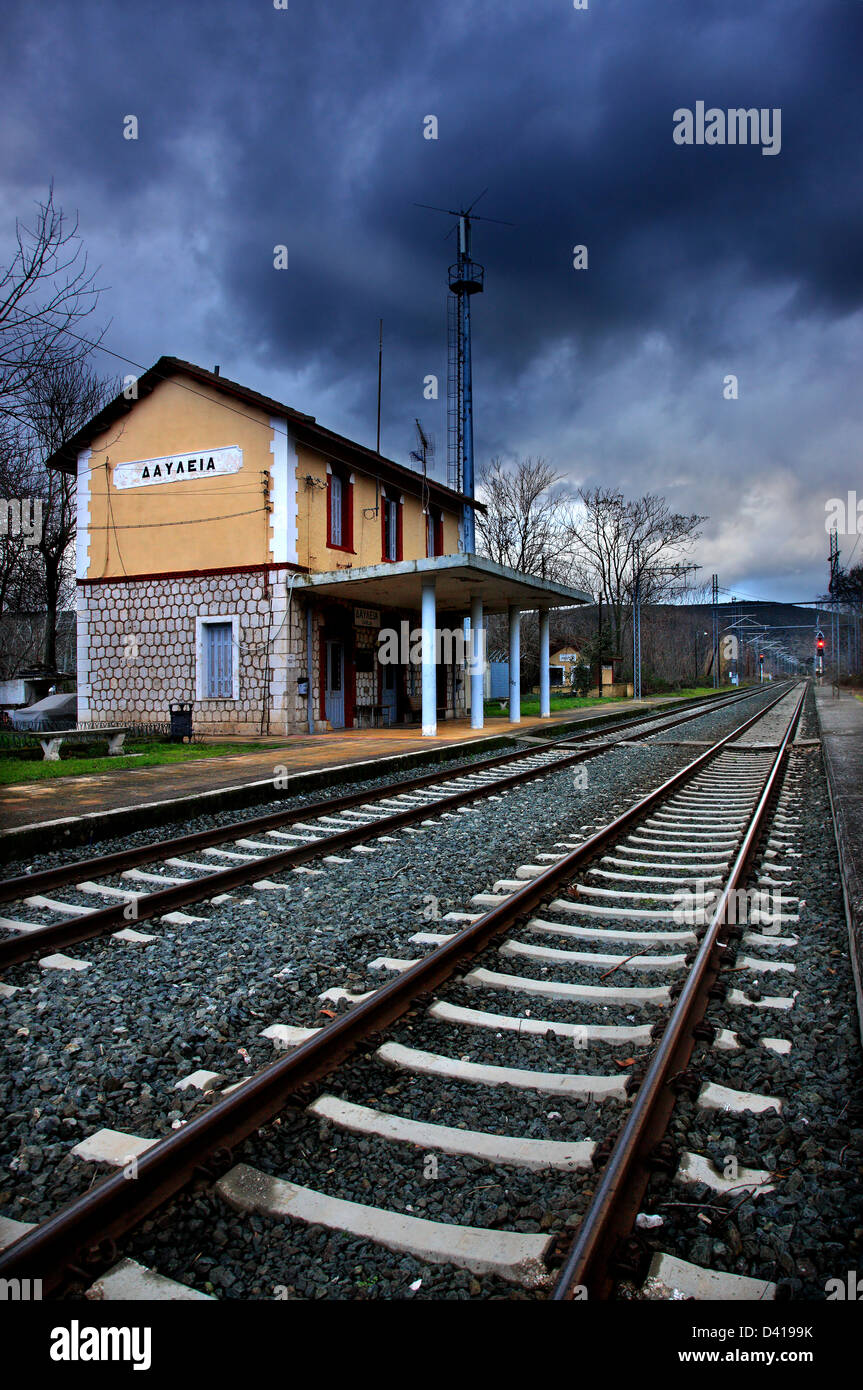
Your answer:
[0,734,518,861]
[0,687,748,862]
[815,695,863,1043]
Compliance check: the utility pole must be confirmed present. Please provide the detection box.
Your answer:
[693,630,707,686]
[376,319,383,454]
[632,548,642,701]
[711,574,719,687]
[631,560,698,701]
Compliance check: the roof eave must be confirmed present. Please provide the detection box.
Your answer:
[45,358,484,511]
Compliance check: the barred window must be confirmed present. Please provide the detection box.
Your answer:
[204,621,233,697]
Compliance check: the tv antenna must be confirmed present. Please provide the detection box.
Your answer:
[409,418,435,513]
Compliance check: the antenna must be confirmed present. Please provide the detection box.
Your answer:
[376,318,383,454]
[409,419,434,513]
[413,188,513,227]
[416,193,512,554]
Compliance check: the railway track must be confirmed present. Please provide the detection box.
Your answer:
[0,682,785,970]
[0,681,815,1299]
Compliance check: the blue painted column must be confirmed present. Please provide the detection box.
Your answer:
[306,604,315,734]
[539,607,550,718]
[421,576,437,737]
[470,594,484,729]
[508,605,521,724]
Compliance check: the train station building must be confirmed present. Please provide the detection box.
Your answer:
[49,357,590,738]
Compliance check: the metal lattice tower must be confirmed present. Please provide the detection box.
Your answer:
[446,215,483,551]
[829,526,841,682]
[446,293,463,493]
[417,194,510,554]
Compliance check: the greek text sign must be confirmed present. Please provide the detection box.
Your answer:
[113,446,242,489]
[354,607,381,629]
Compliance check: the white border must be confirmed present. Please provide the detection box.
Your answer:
[76,447,91,580]
[269,417,298,566]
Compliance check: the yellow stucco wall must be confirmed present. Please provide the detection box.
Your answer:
[295,442,460,571]
[84,375,272,578]
[82,372,463,580]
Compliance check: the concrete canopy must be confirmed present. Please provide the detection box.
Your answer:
[291,553,591,614]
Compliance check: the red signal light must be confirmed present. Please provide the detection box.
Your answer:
[817,638,825,650]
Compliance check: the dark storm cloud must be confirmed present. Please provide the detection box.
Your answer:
[1,0,861,599]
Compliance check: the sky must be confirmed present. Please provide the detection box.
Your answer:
[1,0,861,605]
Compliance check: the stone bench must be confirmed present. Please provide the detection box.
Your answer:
[24,727,133,761]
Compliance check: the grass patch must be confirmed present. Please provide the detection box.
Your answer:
[483,695,608,719]
[0,739,285,785]
[482,686,725,719]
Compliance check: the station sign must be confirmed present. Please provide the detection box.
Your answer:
[354,607,381,629]
[113,446,243,489]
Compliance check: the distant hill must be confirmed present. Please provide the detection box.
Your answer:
[547,598,825,684]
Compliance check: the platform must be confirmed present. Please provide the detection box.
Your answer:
[0,696,678,852]
[815,688,863,1036]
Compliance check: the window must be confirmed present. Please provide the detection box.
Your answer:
[329,641,343,691]
[327,467,352,550]
[330,474,342,546]
[426,507,444,557]
[382,491,401,561]
[204,621,233,697]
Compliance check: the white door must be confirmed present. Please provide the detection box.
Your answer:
[325,641,345,728]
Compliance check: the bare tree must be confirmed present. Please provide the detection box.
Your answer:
[476,457,570,580]
[0,423,43,619]
[21,359,119,670]
[567,488,706,658]
[0,183,104,424]
[0,187,111,675]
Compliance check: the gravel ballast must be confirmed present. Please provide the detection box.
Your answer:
[4,683,847,1303]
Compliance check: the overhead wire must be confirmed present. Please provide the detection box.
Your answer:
[3,306,458,508]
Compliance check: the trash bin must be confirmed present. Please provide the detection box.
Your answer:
[169,702,193,742]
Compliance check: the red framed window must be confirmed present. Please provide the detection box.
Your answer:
[327,468,353,551]
[382,490,402,561]
[425,507,444,557]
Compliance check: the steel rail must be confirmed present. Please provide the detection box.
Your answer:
[0,681,772,903]
[550,683,807,1300]
[0,686,785,969]
[0,742,624,967]
[0,683,798,1291]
